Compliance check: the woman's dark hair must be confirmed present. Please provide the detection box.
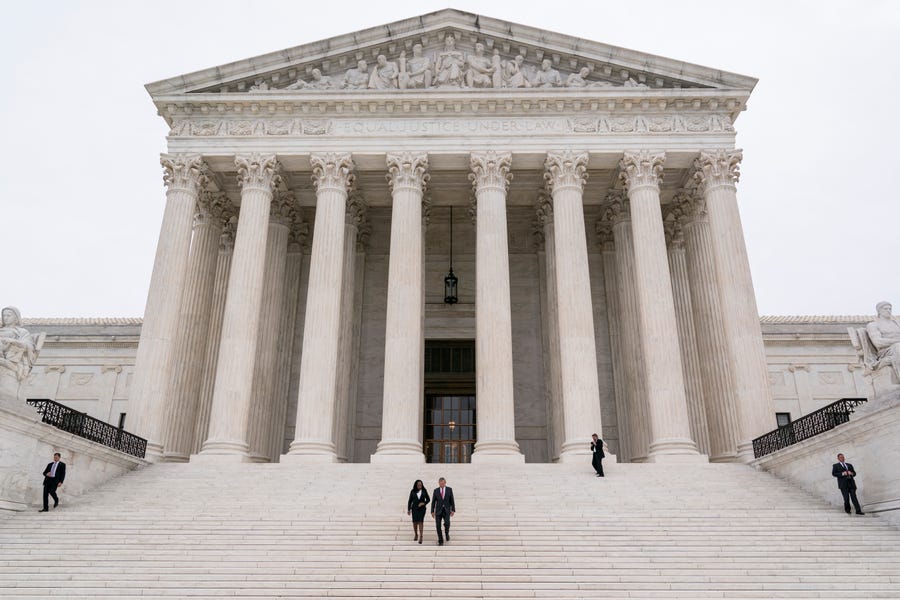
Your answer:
[411,479,424,492]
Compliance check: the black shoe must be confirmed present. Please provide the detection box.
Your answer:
[438,540,443,546]
[445,532,450,541]
[418,539,422,544]
[39,509,48,512]
[53,502,59,508]
[857,511,866,515]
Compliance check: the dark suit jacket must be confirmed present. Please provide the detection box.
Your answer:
[431,486,455,515]
[42,461,66,487]
[407,489,430,512]
[832,462,857,490]
[591,441,605,459]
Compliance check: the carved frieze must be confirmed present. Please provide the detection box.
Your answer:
[167,113,732,139]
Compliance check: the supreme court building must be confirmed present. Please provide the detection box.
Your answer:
[127,9,776,465]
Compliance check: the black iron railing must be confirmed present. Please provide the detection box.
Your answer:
[26,399,147,459]
[752,397,867,459]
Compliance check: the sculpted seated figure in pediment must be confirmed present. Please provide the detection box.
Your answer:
[465,43,495,89]
[530,59,562,88]
[398,44,433,90]
[285,68,334,90]
[435,34,466,88]
[369,55,400,90]
[0,306,44,382]
[341,60,370,90]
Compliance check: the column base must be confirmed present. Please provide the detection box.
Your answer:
[248,452,271,463]
[371,440,424,463]
[647,437,707,463]
[471,440,525,464]
[736,441,756,463]
[283,440,339,463]
[161,451,190,463]
[195,439,252,462]
[143,441,165,463]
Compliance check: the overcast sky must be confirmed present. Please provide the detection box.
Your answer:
[3,1,898,318]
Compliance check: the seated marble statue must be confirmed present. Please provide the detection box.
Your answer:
[623,77,649,88]
[398,44,432,90]
[866,301,900,381]
[501,55,530,88]
[285,68,334,90]
[434,34,466,88]
[0,306,43,382]
[368,55,399,90]
[530,59,562,88]
[465,43,495,88]
[341,60,370,90]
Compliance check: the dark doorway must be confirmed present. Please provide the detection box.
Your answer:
[424,340,476,463]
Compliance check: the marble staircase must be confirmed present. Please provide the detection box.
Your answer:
[1,461,899,599]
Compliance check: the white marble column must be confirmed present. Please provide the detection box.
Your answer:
[247,190,294,462]
[544,151,603,462]
[192,215,236,455]
[663,211,711,456]
[595,220,630,462]
[266,214,307,461]
[373,153,428,463]
[287,153,355,462]
[162,191,229,462]
[676,191,740,461]
[198,154,281,460]
[469,151,524,463]
[601,193,649,462]
[693,149,776,458]
[129,154,208,460]
[534,194,565,462]
[334,193,366,462]
[619,150,700,461]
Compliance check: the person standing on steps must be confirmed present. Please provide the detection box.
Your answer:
[407,479,430,544]
[832,453,865,515]
[40,452,66,512]
[591,433,605,477]
[431,477,455,546]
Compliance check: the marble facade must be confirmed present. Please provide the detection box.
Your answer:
[21,10,864,466]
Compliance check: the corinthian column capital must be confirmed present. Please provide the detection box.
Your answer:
[618,150,665,193]
[469,151,513,193]
[161,154,209,195]
[543,151,588,194]
[311,152,355,193]
[386,152,429,194]
[235,154,282,193]
[195,191,231,229]
[693,149,742,192]
[662,207,685,249]
[594,220,615,251]
[600,189,630,225]
[672,188,708,224]
[533,190,554,226]
[270,189,297,226]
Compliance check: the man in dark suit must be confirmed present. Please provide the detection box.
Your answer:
[431,477,455,546]
[831,453,864,515]
[40,452,66,512]
[591,433,605,477]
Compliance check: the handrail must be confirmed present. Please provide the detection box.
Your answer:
[752,397,867,459]
[26,398,147,459]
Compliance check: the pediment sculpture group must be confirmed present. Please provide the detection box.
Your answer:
[0,306,44,384]
[254,34,649,92]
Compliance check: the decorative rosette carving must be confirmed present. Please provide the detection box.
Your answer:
[469,151,513,194]
[692,149,742,192]
[386,152,429,194]
[310,152,355,193]
[235,154,282,193]
[544,151,589,194]
[618,150,665,192]
[161,154,209,195]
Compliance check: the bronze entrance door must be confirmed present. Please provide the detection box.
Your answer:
[424,395,476,463]
[423,340,475,463]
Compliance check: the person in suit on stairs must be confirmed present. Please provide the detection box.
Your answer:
[407,479,430,544]
[40,452,66,512]
[591,433,605,477]
[431,477,455,546]
[832,453,865,515]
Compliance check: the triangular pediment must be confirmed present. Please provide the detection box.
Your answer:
[146,9,756,98]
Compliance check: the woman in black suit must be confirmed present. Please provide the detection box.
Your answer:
[407,479,430,544]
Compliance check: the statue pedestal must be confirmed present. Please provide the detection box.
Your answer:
[0,371,20,406]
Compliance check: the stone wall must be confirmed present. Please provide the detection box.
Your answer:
[0,401,146,512]
[752,396,900,528]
